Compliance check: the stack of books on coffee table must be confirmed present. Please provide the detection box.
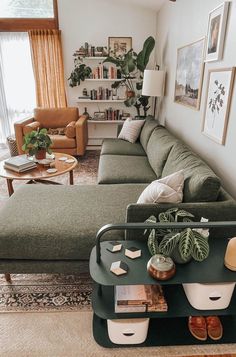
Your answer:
[4,156,37,173]
[115,284,168,313]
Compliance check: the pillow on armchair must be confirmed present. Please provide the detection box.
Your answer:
[65,121,76,138]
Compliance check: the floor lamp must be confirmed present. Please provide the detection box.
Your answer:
[142,69,165,118]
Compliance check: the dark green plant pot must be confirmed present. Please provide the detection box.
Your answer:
[170,246,192,265]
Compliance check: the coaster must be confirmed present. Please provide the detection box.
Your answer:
[65,159,75,163]
[46,168,58,173]
[107,241,122,253]
[59,157,68,161]
[125,247,142,259]
[110,261,128,276]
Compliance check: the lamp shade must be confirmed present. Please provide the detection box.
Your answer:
[142,69,165,97]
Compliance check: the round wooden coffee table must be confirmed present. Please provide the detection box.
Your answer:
[0,153,78,196]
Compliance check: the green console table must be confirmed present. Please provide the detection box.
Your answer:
[89,222,236,348]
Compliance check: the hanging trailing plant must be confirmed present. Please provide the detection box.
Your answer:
[146,208,210,263]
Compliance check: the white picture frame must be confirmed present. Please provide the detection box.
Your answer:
[174,38,205,110]
[202,67,235,145]
[205,2,229,62]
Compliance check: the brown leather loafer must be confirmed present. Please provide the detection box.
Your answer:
[206,316,223,340]
[188,316,207,341]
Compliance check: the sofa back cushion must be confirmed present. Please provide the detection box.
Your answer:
[146,126,179,178]
[162,142,221,202]
[140,118,159,150]
[34,107,78,128]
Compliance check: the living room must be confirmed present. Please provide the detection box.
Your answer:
[0,0,236,356]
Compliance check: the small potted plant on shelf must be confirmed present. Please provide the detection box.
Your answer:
[22,128,52,160]
[146,208,210,264]
[103,36,155,117]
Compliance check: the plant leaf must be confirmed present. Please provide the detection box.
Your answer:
[191,231,210,262]
[147,229,159,255]
[137,36,155,72]
[159,231,180,256]
[178,228,194,260]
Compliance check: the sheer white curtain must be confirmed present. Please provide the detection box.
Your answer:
[0,32,36,144]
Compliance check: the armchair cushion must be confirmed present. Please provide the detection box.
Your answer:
[23,121,41,135]
[65,121,76,138]
[50,135,76,149]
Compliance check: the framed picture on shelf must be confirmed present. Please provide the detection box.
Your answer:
[202,67,235,145]
[205,2,229,62]
[94,112,106,120]
[174,38,205,110]
[108,37,132,56]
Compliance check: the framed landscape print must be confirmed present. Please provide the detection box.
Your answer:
[202,68,235,145]
[174,38,205,110]
[205,2,229,62]
[108,37,132,56]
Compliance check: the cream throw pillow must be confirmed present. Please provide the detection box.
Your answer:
[118,118,145,143]
[137,171,184,204]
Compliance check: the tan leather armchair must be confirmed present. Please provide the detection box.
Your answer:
[14,107,88,156]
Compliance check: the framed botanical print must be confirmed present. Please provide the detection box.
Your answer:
[205,2,229,62]
[202,68,235,145]
[174,38,205,110]
[108,37,132,56]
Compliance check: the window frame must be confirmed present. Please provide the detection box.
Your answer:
[0,0,58,31]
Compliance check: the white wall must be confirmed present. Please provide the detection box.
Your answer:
[156,0,236,198]
[57,0,157,106]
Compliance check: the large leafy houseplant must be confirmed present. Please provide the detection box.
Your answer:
[103,36,155,116]
[22,128,52,159]
[68,59,92,87]
[146,208,210,263]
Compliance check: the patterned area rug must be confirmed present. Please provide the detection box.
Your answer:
[0,149,99,312]
[0,272,92,312]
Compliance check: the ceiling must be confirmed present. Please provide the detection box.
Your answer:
[116,0,167,12]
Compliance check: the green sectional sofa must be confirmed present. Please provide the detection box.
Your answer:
[0,118,236,274]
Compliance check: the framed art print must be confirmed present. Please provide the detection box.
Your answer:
[174,38,205,110]
[205,2,229,62]
[202,67,235,145]
[108,37,132,56]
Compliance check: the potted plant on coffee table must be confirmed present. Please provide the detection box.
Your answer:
[22,128,52,160]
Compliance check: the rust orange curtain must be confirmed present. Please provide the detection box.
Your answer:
[28,29,67,108]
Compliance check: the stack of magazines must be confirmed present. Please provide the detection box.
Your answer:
[4,156,37,173]
[115,284,168,313]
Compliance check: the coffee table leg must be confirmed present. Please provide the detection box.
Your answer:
[6,179,14,196]
[69,170,74,185]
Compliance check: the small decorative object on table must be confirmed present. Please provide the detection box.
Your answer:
[125,246,141,259]
[110,261,128,276]
[224,237,236,271]
[22,128,52,160]
[147,254,176,281]
[107,241,122,253]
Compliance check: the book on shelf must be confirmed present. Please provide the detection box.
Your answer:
[4,156,37,172]
[114,284,168,313]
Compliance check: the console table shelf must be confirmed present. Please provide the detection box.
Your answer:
[89,222,236,348]
[93,314,236,348]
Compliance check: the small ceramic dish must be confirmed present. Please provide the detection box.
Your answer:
[46,168,58,174]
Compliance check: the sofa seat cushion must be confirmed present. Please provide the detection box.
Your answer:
[146,126,179,178]
[0,184,147,261]
[101,138,146,156]
[98,155,156,184]
[140,118,160,151]
[162,142,221,202]
[50,134,76,149]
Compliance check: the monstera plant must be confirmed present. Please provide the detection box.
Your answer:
[146,208,210,263]
[103,36,155,116]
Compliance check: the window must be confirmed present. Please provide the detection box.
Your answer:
[0,0,58,31]
[0,32,36,143]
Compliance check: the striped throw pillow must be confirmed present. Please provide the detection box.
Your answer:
[118,118,145,143]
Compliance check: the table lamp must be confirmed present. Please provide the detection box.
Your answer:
[142,69,165,118]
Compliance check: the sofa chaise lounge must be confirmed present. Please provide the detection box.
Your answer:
[0,118,236,275]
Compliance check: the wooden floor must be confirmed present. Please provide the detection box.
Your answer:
[183,355,236,357]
